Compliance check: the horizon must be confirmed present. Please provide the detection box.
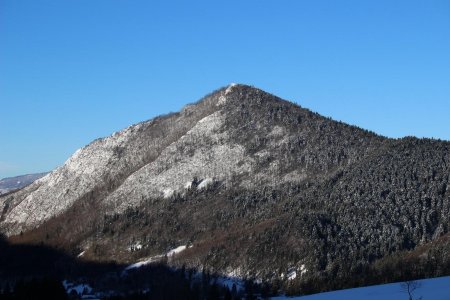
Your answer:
[1,0,449,178]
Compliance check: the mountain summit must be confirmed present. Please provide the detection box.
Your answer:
[1,84,449,283]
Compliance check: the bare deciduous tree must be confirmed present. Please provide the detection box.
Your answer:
[401,280,423,300]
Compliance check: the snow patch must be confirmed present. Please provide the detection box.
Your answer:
[300,264,307,275]
[225,83,237,95]
[283,170,307,183]
[167,245,187,256]
[198,178,213,190]
[127,242,143,252]
[268,125,286,137]
[124,255,164,271]
[163,188,174,199]
[124,245,188,273]
[286,265,307,281]
[217,95,227,106]
[217,84,237,106]
[184,181,193,189]
[287,269,297,281]
[71,147,83,160]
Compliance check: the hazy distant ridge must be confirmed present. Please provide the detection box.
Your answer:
[0,173,48,195]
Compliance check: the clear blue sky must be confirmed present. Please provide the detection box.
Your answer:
[1,0,449,178]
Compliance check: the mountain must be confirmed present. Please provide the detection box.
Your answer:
[0,172,48,195]
[1,84,449,293]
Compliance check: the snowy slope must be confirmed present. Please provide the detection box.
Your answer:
[274,276,450,300]
[0,89,228,235]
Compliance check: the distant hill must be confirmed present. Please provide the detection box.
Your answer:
[0,172,48,195]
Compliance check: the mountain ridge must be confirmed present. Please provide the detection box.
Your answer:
[1,84,449,286]
[0,172,48,195]
[0,84,383,234]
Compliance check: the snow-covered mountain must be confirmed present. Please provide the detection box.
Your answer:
[0,172,48,195]
[0,84,386,235]
[1,84,449,294]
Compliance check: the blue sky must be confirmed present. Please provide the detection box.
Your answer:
[0,0,449,178]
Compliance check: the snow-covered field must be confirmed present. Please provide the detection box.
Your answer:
[274,276,450,300]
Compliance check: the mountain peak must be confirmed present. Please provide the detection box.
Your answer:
[1,85,449,286]
[211,83,286,109]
